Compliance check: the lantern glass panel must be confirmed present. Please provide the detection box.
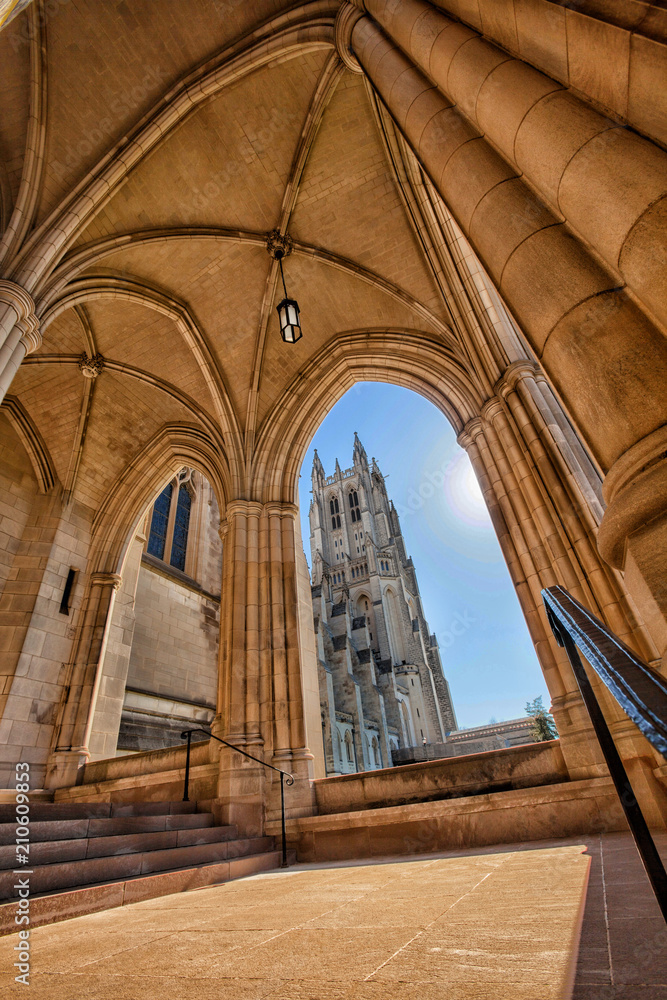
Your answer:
[277,297,302,343]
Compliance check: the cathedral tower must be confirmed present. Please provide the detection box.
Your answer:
[309,436,457,774]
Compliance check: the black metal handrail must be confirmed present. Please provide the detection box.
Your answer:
[180,728,294,868]
[542,585,667,922]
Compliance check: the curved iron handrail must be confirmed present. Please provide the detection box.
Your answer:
[542,585,667,922]
[180,728,294,868]
[543,585,667,755]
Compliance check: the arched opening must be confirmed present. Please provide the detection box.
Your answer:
[112,466,222,755]
[299,380,550,775]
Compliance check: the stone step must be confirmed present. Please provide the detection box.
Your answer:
[0,810,216,845]
[0,823,238,868]
[0,848,294,935]
[0,835,274,900]
[0,799,197,823]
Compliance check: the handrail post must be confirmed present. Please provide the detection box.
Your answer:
[182,730,193,802]
[280,770,287,868]
[179,728,293,868]
[557,624,667,922]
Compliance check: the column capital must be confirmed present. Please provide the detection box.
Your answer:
[218,499,263,540]
[480,396,505,424]
[494,360,539,398]
[0,279,41,354]
[223,499,265,520]
[264,500,299,520]
[334,2,365,74]
[598,424,667,567]
[456,416,484,449]
[89,572,122,591]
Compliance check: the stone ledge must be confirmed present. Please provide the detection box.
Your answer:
[269,777,628,863]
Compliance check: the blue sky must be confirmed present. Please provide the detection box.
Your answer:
[297,382,549,730]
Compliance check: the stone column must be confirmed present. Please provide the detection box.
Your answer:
[45,572,122,788]
[213,501,317,837]
[359,0,667,328]
[459,384,667,825]
[343,2,667,666]
[213,502,264,835]
[0,280,41,401]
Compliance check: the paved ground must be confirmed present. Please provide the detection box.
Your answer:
[0,834,664,999]
[572,832,667,999]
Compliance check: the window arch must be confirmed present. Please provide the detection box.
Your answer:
[372,736,381,767]
[334,728,343,766]
[170,484,192,571]
[146,469,197,572]
[348,489,360,523]
[147,482,173,560]
[344,730,354,763]
[329,495,341,529]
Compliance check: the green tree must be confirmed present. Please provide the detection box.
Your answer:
[525,696,558,741]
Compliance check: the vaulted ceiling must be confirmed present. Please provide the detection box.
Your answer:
[0,0,496,516]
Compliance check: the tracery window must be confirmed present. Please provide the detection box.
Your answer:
[348,489,360,523]
[329,496,341,529]
[147,483,173,560]
[146,469,197,573]
[170,485,192,571]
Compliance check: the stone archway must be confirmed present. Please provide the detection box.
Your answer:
[42,423,231,788]
[252,329,666,821]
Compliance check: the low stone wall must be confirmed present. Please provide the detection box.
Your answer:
[313,740,569,815]
[273,776,627,863]
[53,739,217,805]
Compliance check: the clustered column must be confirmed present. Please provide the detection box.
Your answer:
[340,0,667,661]
[0,280,41,400]
[458,364,667,824]
[213,500,316,834]
[45,572,122,789]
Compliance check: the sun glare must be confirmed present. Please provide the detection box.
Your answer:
[444,453,488,526]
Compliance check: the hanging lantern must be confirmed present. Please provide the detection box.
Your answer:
[276,292,302,344]
[266,229,303,344]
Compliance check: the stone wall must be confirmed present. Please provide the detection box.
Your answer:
[119,560,219,749]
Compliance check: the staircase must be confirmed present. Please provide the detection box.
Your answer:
[0,799,288,934]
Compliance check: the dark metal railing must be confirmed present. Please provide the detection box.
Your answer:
[542,585,667,922]
[180,728,294,868]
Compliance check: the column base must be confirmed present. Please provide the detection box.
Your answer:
[215,749,266,838]
[44,749,90,790]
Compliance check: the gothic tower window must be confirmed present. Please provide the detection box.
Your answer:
[147,482,173,560]
[329,496,341,529]
[170,484,192,572]
[348,489,360,523]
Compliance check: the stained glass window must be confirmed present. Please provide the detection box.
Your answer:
[170,485,191,571]
[147,483,172,560]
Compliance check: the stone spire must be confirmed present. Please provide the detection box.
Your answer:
[353,431,368,470]
[311,448,325,488]
[334,457,342,480]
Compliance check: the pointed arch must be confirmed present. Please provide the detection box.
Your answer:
[1,395,57,492]
[252,328,485,503]
[89,423,229,577]
[39,276,244,482]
